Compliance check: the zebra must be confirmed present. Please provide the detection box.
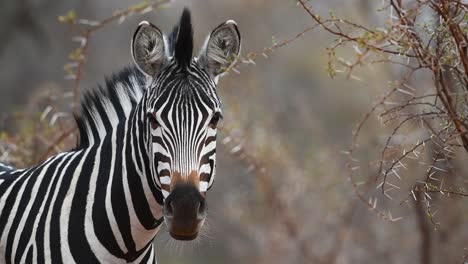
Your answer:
[0,8,240,263]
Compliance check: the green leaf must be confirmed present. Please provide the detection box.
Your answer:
[58,10,77,24]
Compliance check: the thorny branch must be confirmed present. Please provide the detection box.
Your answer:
[298,0,468,224]
[61,0,172,113]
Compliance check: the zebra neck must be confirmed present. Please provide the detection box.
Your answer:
[92,101,164,255]
[125,101,164,217]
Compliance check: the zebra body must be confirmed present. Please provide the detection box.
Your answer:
[0,69,162,264]
[0,8,240,264]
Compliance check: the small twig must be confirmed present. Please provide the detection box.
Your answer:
[36,126,77,163]
[63,0,172,114]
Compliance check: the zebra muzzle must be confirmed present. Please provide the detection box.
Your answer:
[163,184,207,241]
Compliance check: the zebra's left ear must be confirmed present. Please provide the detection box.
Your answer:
[198,20,241,78]
[132,21,168,77]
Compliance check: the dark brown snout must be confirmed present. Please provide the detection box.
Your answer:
[163,184,206,240]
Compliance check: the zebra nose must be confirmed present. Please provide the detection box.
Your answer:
[163,184,206,240]
[163,186,206,218]
[164,198,205,218]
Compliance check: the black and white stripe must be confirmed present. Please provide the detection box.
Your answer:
[0,68,162,263]
[147,60,221,197]
[0,8,240,263]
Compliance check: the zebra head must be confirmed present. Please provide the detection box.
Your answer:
[131,9,240,240]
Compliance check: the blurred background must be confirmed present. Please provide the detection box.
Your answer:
[0,0,467,263]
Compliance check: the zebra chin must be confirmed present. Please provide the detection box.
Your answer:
[162,184,207,241]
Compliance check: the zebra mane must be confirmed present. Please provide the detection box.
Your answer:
[75,66,146,149]
[168,8,193,68]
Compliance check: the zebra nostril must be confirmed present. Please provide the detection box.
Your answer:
[198,199,206,217]
[164,200,174,217]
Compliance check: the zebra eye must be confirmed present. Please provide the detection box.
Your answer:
[147,113,160,129]
[209,112,221,128]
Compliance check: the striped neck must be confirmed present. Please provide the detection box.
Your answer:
[114,82,165,255]
[73,67,164,258]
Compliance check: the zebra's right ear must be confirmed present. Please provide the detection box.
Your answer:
[132,21,168,77]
